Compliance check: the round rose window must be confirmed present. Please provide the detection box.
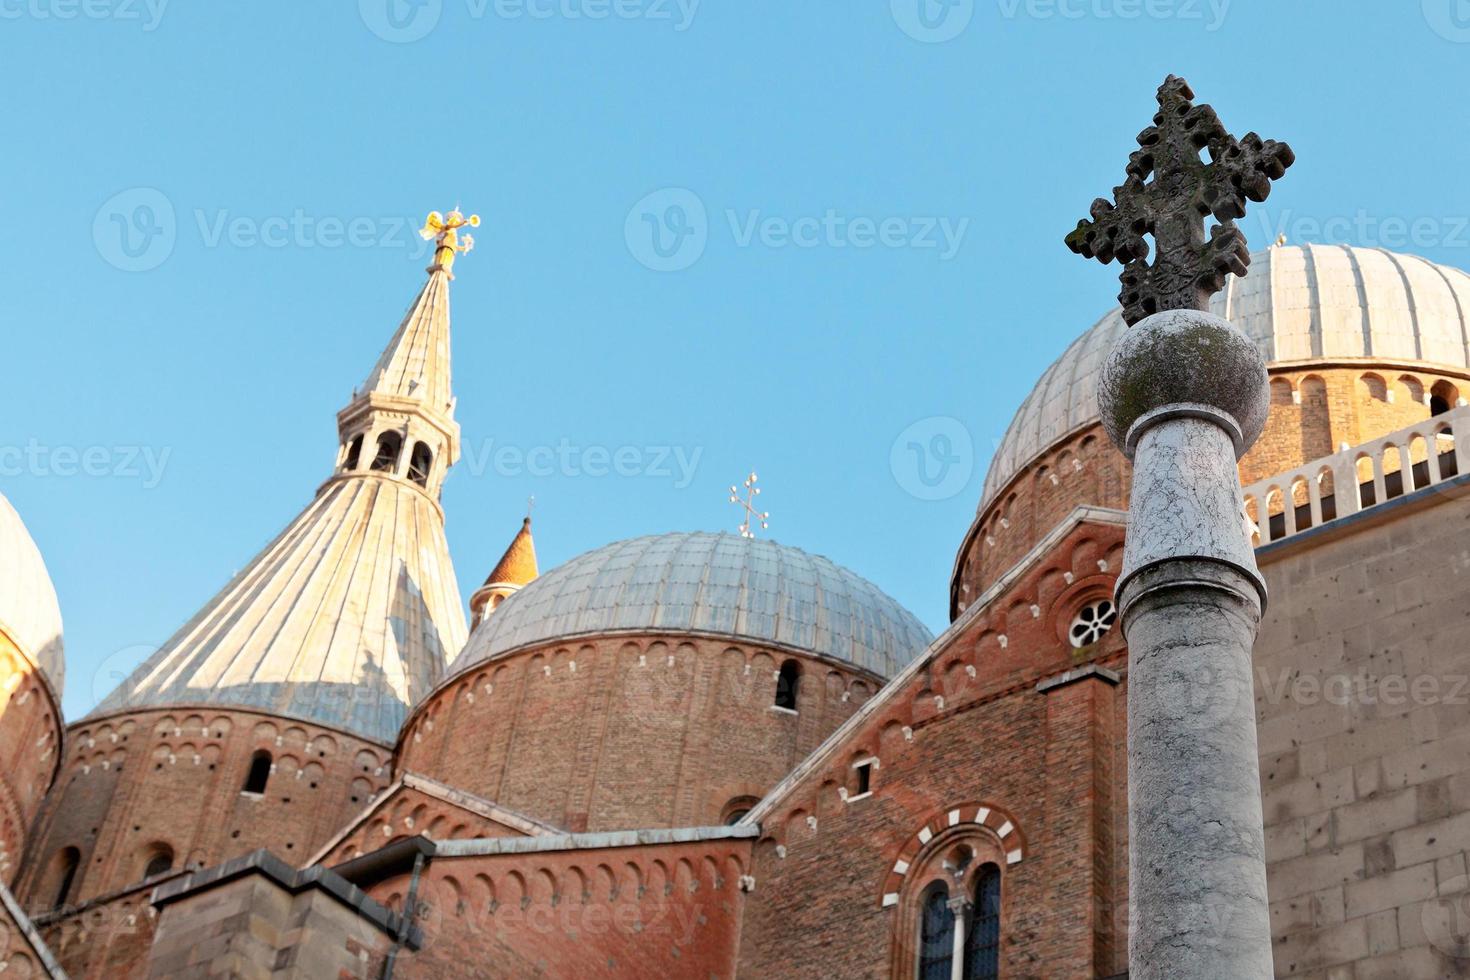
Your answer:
[1068,599,1118,647]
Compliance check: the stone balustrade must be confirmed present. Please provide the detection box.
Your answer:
[1243,405,1470,545]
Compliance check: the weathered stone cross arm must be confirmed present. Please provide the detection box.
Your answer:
[1065,74,1295,325]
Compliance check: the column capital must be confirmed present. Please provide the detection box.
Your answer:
[1097,309,1269,462]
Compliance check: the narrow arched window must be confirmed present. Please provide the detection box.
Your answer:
[370,431,403,472]
[1432,380,1460,417]
[407,441,433,487]
[143,844,174,879]
[775,660,800,711]
[51,847,80,909]
[917,884,955,980]
[243,750,272,794]
[343,434,364,471]
[963,864,1001,980]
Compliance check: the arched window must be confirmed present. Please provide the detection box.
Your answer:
[1432,380,1460,416]
[142,844,174,879]
[407,441,433,487]
[343,434,364,471]
[1359,373,1389,402]
[51,847,80,909]
[963,864,1002,980]
[243,750,272,794]
[774,660,801,711]
[721,795,761,825]
[918,884,955,980]
[370,431,403,472]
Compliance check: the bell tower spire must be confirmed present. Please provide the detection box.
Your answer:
[331,208,479,500]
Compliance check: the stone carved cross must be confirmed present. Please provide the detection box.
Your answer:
[1065,75,1295,325]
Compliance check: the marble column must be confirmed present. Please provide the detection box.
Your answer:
[1097,308,1274,979]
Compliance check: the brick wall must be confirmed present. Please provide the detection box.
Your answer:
[0,632,61,889]
[18,708,392,918]
[371,837,751,979]
[316,777,543,865]
[398,635,880,832]
[738,519,1131,978]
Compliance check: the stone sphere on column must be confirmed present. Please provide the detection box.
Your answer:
[1096,308,1270,459]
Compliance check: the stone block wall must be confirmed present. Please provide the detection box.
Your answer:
[146,853,399,979]
[1256,482,1470,977]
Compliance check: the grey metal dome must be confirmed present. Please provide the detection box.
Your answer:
[979,245,1470,512]
[453,532,934,678]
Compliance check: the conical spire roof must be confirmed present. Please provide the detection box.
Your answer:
[92,265,469,744]
[482,518,538,589]
[360,269,454,416]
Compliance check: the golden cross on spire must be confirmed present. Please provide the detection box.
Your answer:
[420,208,480,277]
[729,472,770,538]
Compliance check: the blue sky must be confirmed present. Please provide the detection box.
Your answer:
[4,0,1470,719]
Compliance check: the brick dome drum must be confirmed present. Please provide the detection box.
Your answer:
[980,244,1470,512]
[453,531,933,678]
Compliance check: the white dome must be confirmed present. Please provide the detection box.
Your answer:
[0,491,64,693]
[980,245,1470,511]
[454,532,934,678]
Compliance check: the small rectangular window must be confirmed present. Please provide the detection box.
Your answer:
[849,758,875,800]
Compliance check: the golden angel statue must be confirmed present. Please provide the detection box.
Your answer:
[420,208,480,275]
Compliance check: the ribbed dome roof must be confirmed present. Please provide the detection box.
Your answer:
[979,245,1470,511]
[0,491,64,693]
[454,532,934,678]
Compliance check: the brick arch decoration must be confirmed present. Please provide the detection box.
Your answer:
[877,801,1026,909]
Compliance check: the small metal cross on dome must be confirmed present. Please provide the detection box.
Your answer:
[1065,75,1295,325]
[729,472,770,539]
